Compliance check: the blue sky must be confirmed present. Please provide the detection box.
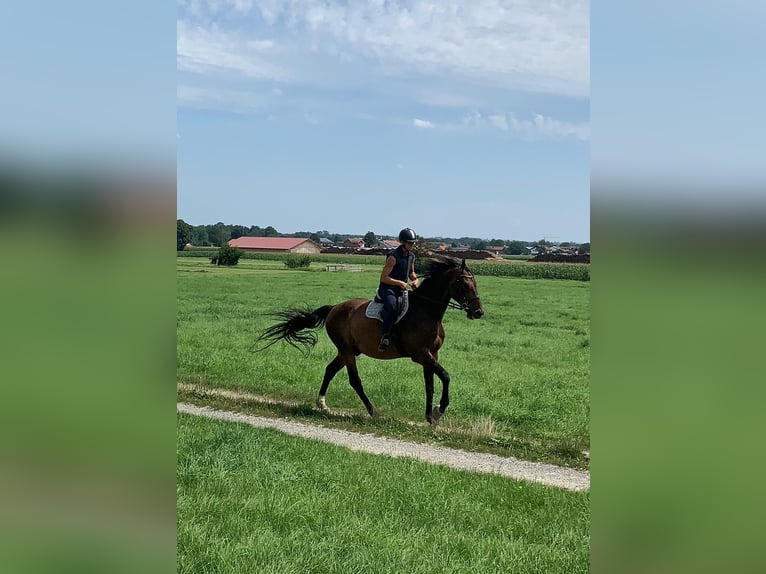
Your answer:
[177,0,590,243]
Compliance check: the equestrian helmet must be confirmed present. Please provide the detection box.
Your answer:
[398,228,417,243]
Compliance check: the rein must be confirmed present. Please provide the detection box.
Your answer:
[411,272,479,312]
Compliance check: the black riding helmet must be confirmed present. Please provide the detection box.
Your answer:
[398,228,416,243]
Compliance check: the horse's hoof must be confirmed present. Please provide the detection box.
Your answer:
[316,396,329,412]
[430,407,443,423]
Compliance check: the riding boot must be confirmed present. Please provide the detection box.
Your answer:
[378,333,391,352]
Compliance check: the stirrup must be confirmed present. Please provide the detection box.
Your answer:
[378,336,390,352]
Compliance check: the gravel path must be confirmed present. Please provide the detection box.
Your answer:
[178,402,590,492]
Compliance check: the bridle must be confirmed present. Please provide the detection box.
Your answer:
[415,272,481,312]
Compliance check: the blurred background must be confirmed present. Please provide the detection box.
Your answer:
[0,2,176,573]
[1,1,764,573]
[591,2,765,573]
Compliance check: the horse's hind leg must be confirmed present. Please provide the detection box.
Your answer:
[316,355,345,411]
[345,354,376,417]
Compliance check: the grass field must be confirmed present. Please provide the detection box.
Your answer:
[177,414,590,574]
[177,257,590,468]
[179,249,589,281]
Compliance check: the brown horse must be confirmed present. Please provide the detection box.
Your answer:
[255,256,484,424]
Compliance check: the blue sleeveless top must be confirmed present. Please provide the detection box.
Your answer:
[379,246,413,293]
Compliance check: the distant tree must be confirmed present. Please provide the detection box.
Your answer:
[248,225,262,236]
[191,226,209,246]
[309,233,320,243]
[263,225,279,237]
[505,240,526,255]
[283,254,312,269]
[230,225,247,240]
[363,231,378,247]
[470,239,487,251]
[210,223,230,247]
[211,244,243,266]
[412,237,430,257]
[177,219,193,251]
[579,242,590,254]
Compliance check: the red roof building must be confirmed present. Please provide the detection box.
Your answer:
[228,237,322,253]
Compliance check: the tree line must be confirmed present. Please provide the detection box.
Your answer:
[177,219,589,255]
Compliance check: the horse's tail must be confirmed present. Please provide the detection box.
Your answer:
[254,305,335,356]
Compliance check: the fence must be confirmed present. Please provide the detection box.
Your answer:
[325,263,363,272]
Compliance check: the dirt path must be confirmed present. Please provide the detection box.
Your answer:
[178,402,590,492]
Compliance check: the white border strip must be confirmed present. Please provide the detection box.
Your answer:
[178,402,590,492]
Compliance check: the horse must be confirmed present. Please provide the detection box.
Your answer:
[254,256,484,424]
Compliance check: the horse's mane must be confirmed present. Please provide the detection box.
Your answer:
[419,256,461,284]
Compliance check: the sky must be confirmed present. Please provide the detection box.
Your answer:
[177,0,590,243]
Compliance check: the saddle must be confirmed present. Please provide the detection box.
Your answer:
[365,289,409,324]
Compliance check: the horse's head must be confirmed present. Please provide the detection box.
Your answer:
[449,259,484,320]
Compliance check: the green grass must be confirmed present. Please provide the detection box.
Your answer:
[177,257,590,467]
[179,250,589,281]
[179,248,389,267]
[177,414,590,574]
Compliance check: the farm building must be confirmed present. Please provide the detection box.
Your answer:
[228,237,322,254]
[378,239,400,250]
[344,238,365,249]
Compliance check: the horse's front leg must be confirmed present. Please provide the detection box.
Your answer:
[422,364,435,423]
[421,352,450,424]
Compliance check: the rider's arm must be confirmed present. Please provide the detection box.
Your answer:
[380,256,408,290]
[409,259,419,288]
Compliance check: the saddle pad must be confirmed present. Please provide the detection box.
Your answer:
[365,290,409,324]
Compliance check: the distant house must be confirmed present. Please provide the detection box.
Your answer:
[228,237,322,254]
[378,239,400,250]
[427,242,449,252]
[319,238,334,247]
[344,238,365,249]
[485,245,505,254]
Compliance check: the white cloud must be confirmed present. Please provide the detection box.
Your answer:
[177,1,589,129]
[178,0,589,98]
[456,110,589,141]
[488,114,509,131]
[177,21,290,81]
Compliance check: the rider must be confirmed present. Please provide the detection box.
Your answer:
[377,227,419,352]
